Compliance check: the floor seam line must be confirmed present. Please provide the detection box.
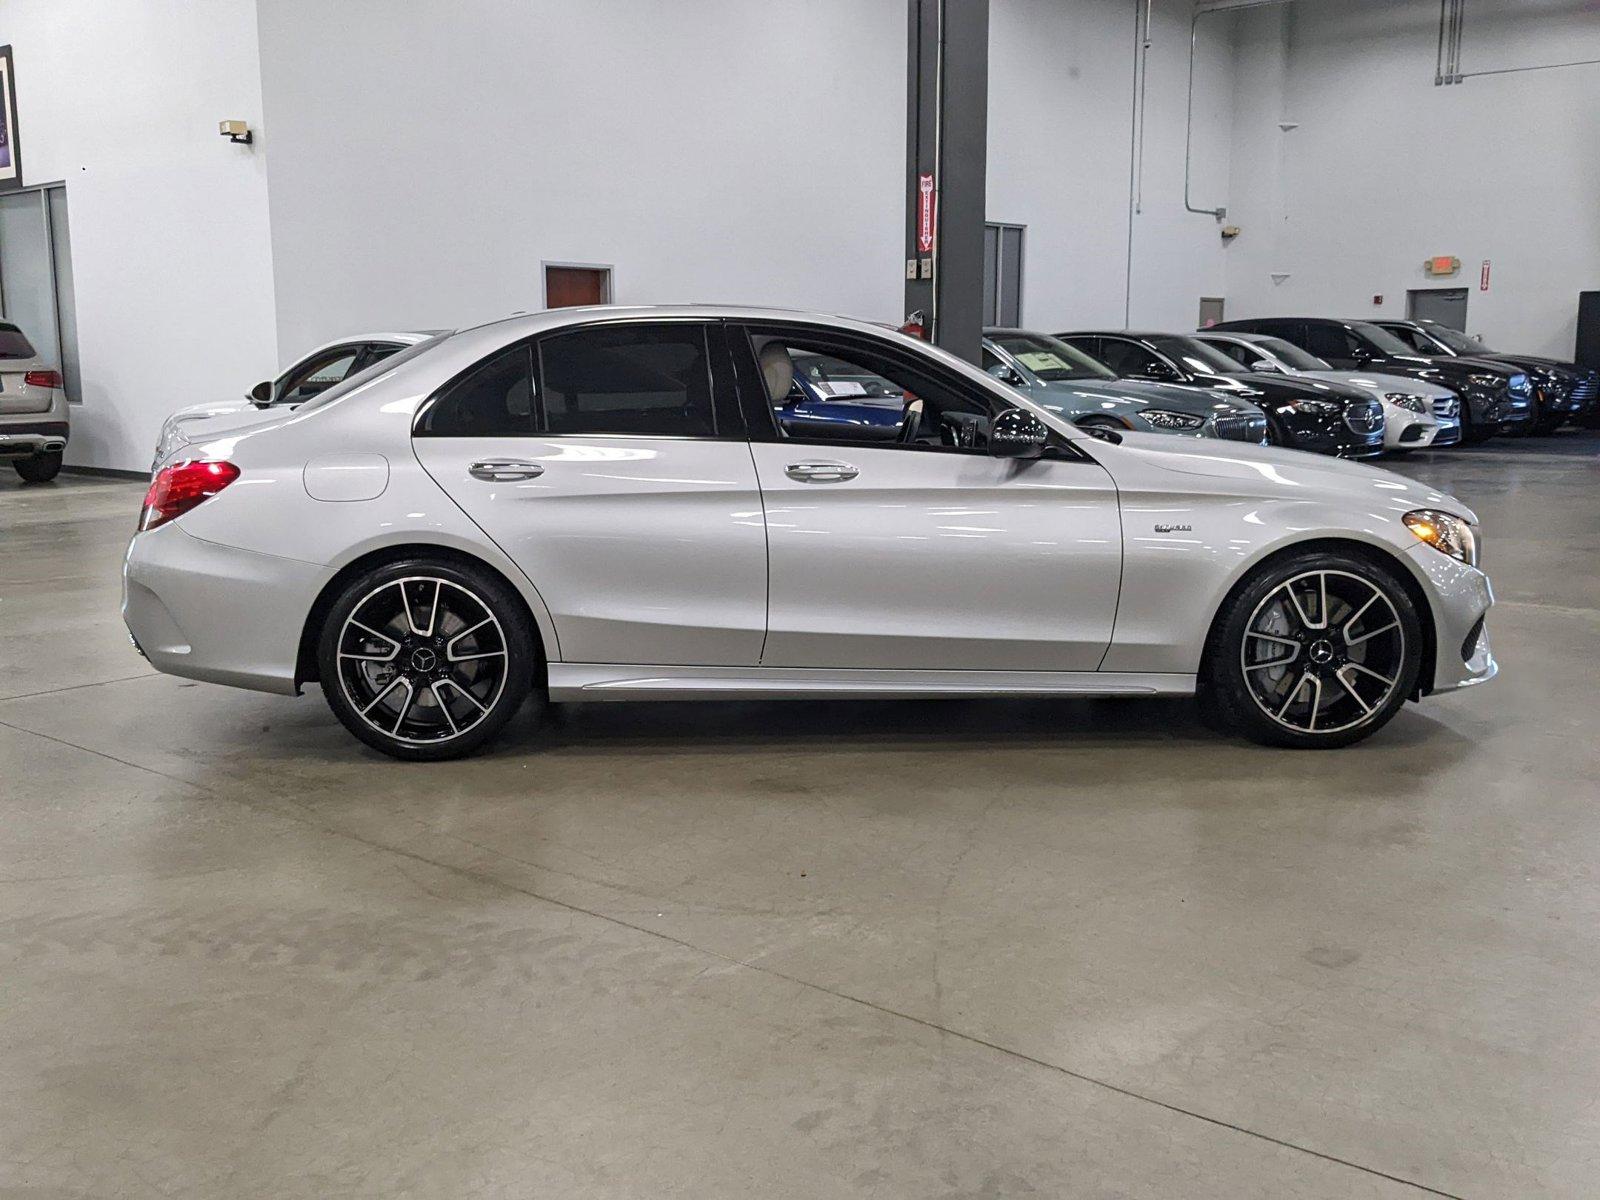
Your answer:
[0,672,159,704]
[5,718,1467,1199]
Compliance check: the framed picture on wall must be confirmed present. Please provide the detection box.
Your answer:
[0,46,21,192]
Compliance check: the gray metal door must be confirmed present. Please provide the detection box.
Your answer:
[1407,287,1469,331]
[1198,296,1225,327]
[982,223,1024,326]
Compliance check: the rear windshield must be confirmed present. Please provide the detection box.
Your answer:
[295,334,448,413]
[0,322,36,359]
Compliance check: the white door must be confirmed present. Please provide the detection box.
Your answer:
[737,325,1122,672]
[413,321,767,667]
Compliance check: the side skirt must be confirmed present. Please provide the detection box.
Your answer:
[547,664,1197,702]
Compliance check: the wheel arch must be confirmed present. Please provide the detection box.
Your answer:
[1199,536,1438,700]
[295,541,553,690]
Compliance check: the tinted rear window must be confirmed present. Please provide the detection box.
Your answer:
[0,323,36,359]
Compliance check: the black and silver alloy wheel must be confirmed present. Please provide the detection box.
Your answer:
[1241,570,1404,735]
[318,560,537,760]
[1205,550,1422,749]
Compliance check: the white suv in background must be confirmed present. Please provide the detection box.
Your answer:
[151,331,439,469]
[0,320,69,483]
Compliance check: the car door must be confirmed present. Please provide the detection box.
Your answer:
[411,320,768,666]
[731,322,1122,672]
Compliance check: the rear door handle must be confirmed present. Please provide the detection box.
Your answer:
[785,460,859,483]
[469,459,545,482]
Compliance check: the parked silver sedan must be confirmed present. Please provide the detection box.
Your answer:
[127,306,1495,759]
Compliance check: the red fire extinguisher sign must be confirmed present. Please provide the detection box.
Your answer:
[917,173,936,253]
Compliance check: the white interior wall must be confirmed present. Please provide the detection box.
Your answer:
[1225,0,1600,356]
[986,0,1235,333]
[255,0,907,364]
[0,0,277,471]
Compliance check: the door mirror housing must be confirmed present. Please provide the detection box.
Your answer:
[989,408,1049,459]
[1134,360,1179,382]
[986,363,1026,387]
[1250,359,1279,373]
[248,380,273,407]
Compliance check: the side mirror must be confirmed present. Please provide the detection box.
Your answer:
[1250,358,1279,373]
[986,363,1026,386]
[989,409,1049,459]
[1134,361,1178,382]
[248,380,273,407]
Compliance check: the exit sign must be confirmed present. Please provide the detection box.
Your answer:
[1424,256,1461,277]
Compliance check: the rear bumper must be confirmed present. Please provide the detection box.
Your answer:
[0,419,68,456]
[122,522,332,696]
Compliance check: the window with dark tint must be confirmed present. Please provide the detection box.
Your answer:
[416,343,535,436]
[1202,339,1257,369]
[0,322,37,359]
[1153,336,1245,375]
[1304,324,1361,362]
[1095,338,1167,377]
[539,323,714,436]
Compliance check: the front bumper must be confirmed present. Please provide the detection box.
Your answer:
[123,522,333,696]
[0,419,69,457]
[1407,542,1496,694]
[1273,411,1385,458]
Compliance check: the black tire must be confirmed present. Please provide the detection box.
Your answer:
[1459,407,1495,444]
[14,450,62,483]
[316,558,539,761]
[1202,548,1423,749]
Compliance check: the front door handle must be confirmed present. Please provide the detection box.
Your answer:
[469,459,545,482]
[785,460,859,483]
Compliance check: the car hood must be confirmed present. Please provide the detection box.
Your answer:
[1033,377,1257,415]
[1481,352,1581,378]
[1107,430,1477,522]
[1299,370,1455,399]
[1225,372,1375,403]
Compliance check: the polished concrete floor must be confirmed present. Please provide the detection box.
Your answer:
[2,436,1597,1199]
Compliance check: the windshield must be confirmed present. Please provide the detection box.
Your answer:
[991,333,1114,381]
[1429,325,1493,354]
[1253,337,1329,371]
[1348,322,1416,357]
[1153,336,1244,375]
[296,334,448,413]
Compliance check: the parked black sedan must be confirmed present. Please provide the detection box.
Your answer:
[1054,330,1385,458]
[1373,318,1598,434]
[1209,317,1533,443]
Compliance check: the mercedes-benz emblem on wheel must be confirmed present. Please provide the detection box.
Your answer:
[409,647,438,673]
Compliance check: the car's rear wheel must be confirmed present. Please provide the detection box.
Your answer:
[1203,550,1422,749]
[14,450,62,483]
[316,559,538,760]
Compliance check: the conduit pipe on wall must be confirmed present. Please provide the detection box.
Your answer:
[1184,0,1293,220]
[1438,0,1600,83]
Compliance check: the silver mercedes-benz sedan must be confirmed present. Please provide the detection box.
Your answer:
[124,306,1496,760]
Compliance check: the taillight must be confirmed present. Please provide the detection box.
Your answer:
[139,460,240,531]
[24,369,62,389]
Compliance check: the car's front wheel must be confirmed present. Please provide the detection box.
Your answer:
[316,558,539,760]
[14,450,62,483]
[1203,549,1423,748]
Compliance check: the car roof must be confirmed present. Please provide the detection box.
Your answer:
[1056,330,1176,340]
[1195,330,1273,342]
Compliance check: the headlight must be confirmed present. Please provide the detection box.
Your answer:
[1508,373,1531,395]
[1141,409,1205,430]
[1281,398,1340,416]
[1384,392,1428,413]
[1404,509,1479,566]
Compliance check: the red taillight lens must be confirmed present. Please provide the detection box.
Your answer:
[24,369,62,389]
[139,460,240,531]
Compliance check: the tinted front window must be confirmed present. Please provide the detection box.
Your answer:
[1152,336,1242,374]
[417,343,535,436]
[1202,339,1258,368]
[1347,322,1416,356]
[539,323,715,437]
[990,333,1113,381]
[1430,325,1492,354]
[1095,339,1163,376]
[1304,324,1358,362]
[0,322,36,359]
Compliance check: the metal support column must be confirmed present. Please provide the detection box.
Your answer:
[904,0,988,364]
